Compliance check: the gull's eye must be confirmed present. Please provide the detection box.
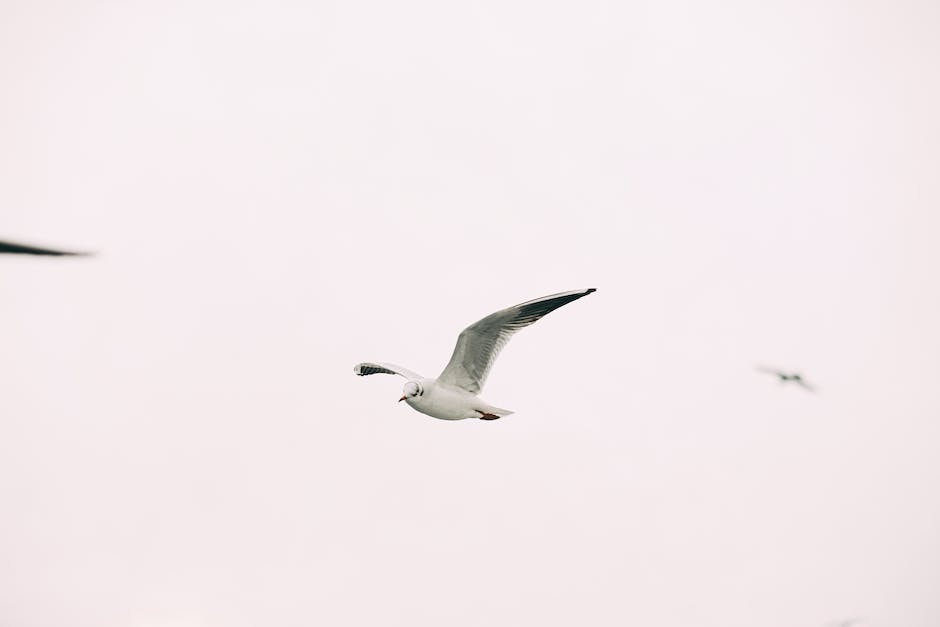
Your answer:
[404,382,419,397]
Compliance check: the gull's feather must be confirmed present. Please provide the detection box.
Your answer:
[437,288,596,394]
[353,362,423,380]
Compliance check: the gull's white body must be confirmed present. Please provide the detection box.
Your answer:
[354,288,596,421]
[404,379,513,421]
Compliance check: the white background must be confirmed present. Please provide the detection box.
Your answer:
[2,1,939,626]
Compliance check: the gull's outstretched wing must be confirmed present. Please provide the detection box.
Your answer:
[0,239,91,256]
[437,288,596,395]
[353,362,423,380]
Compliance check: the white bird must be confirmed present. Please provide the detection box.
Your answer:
[354,288,596,421]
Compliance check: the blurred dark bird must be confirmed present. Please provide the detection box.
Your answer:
[0,239,92,257]
[756,365,816,392]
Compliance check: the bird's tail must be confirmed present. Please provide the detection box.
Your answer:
[483,405,514,418]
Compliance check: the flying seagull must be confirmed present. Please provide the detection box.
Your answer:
[756,366,816,392]
[354,288,596,421]
[0,239,91,256]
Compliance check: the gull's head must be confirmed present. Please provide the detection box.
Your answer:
[399,381,423,402]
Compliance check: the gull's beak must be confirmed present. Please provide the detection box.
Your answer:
[399,395,407,402]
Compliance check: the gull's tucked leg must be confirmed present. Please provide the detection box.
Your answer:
[477,411,501,421]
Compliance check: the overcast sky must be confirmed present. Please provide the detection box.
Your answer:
[2,1,939,626]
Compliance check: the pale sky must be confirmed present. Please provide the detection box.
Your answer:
[2,1,939,626]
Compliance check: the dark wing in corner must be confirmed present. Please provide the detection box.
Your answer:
[0,239,91,256]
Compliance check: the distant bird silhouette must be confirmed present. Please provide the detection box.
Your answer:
[756,366,816,392]
[0,239,92,256]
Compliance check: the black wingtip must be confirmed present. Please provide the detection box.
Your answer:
[0,240,95,257]
[53,251,95,257]
[586,288,597,294]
